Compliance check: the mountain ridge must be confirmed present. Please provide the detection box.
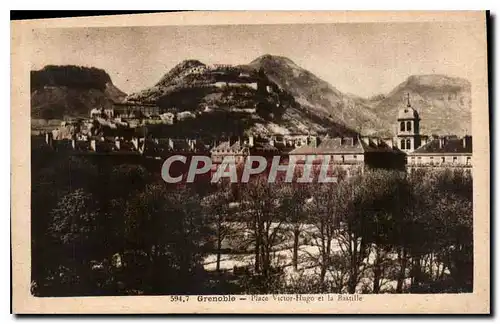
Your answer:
[30,57,471,137]
[247,55,471,136]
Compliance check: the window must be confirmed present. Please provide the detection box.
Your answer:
[453,156,457,163]
[341,155,345,163]
[441,157,445,163]
[353,155,357,160]
[407,121,412,132]
[406,139,411,150]
[400,139,406,150]
[466,157,471,165]
[400,122,405,132]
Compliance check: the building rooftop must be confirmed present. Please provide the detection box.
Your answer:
[409,136,472,155]
[211,140,248,153]
[289,137,364,155]
[289,136,404,155]
[113,101,158,107]
[361,138,400,153]
[251,142,280,154]
[143,138,210,155]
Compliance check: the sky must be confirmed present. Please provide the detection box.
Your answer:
[29,22,481,98]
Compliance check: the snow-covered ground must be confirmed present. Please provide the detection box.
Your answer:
[202,221,449,293]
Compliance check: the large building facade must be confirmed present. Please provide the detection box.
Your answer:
[406,136,472,171]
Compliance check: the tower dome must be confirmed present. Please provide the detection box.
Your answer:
[398,106,419,120]
[397,93,420,120]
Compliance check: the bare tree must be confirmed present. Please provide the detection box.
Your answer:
[306,182,345,290]
[241,176,286,290]
[202,181,234,272]
[279,182,310,270]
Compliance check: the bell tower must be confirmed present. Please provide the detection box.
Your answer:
[396,93,421,152]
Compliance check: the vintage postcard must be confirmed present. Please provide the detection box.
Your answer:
[11,11,490,314]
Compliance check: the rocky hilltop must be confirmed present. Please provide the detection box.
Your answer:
[126,59,357,137]
[31,65,126,119]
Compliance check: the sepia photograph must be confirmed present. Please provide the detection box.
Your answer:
[11,11,490,314]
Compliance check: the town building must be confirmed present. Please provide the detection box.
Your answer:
[142,137,211,159]
[406,135,472,171]
[90,107,114,119]
[112,101,163,119]
[288,135,406,178]
[210,136,251,165]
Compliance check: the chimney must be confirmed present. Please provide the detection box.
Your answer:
[307,135,319,148]
[189,139,196,151]
[45,132,53,146]
[332,138,342,146]
[90,139,97,152]
[462,136,469,149]
[343,137,354,146]
[138,139,145,154]
[439,137,446,149]
[131,137,139,151]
